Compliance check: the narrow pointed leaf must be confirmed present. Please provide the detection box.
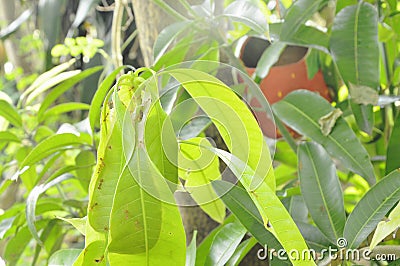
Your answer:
[224,1,269,34]
[281,0,329,40]
[255,41,286,79]
[298,142,346,244]
[272,90,375,185]
[205,220,246,266]
[186,231,197,266]
[0,131,20,143]
[386,114,400,174]
[370,202,400,250]
[344,170,400,249]
[40,102,90,122]
[0,100,22,128]
[48,249,82,266]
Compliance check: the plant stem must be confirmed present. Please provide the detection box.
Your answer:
[177,0,198,18]
[111,0,124,69]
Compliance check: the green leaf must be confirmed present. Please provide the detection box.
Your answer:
[226,237,257,266]
[272,90,375,185]
[74,150,95,191]
[48,249,82,266]
[386,114,400,174]
[330,2,379,89]
[0,100,22,128]
[57,217,86,236]
[21,133,91,168]
[186,231,197,266]
[0,9,32,40]
[370,202,400,250]
[179,138,225,223]
[89,66,126,131]
[73,240,106,266]
[26,174,73,245]
[255,41,286,79]
[224,1,269,35]
[280,0,329,40]
[38,66,103,120]
[40,102,90,122]
[20,59,76,103]
[212,181,283,250]
[205,219,246,266]
[296,222,332,252]
[0,131,20,143]
[344,170,400,249]
[298,142,346,244]
[169,68,275,191]
[208,149,314,266]
[153,21,192,62]
[318,108,343,136]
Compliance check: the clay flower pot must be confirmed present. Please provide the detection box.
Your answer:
[240,37,331,138]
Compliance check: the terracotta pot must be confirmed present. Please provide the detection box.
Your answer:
[240,37,331,138]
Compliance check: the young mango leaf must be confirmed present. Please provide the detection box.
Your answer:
[212,181,283,250]
[208,149,314,266]
[57,217,86,236]
[169,68,275,191]
[255,41,286,80]
[20,58,76,102]
[205,219,247,266]
[38,66,102,120]
[40,102,90,122]
[344,170,400,249]
[370,202,400,250]
[226,237,258,266]
[26,174,73,245]
[179,137,225,223]
[153,20,193,62]
[88,65,127,131]
[272,90,375,185]
[20,133,91,168]
[0,100,22,128]
[223,1,269,35]
[25,70,82,105]
[0,131,20,143]
[73,240,106,266]
[280,0,329,41]
[48,249,82,266]
[298,142,346,244]
[386,114,400,174]
[186,231,197,266]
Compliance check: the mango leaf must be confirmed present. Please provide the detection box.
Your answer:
[20,59,76,102]
[226,237,257,266]
[186,231,197,266]
[343,170,400,249]
[20,133,91,168]
[169,68,275,191]
[224,1,269,35]
[255,41,286,80]
[350,102,374,135]
[386,114,400,174]
[212,181,283,250]
[298,142,346,244]
[296,222,332,252]
[318,108,343,136]
[330,2,379,89]
[73,240,106,266]
[205,219,246,266]
[179,137,225,223]
[0,100,22,128]
[48,249,82,266]
[272,90,375,185]
[280,0,329,40]
[370,202,400,250]
[25,70,82,105]
[26,174,73,245]
[57,217,86,236]
[206,148,314,266]
[40,102,90,122]
[153,20,193,62]
[88,65,127,131]
[0,131,20,143]
[38,66,103,120]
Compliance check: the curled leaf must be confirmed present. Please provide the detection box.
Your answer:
[349,83,379,105]
[318,108,343,136]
